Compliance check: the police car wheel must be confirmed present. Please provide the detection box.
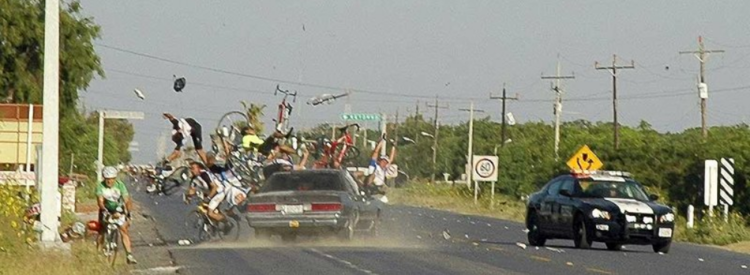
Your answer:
[605,242,622,251]
[652,240,671,253]
[574,216,592,249]
[526,211,546,246]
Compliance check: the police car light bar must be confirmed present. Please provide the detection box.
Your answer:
[570,170,632,177]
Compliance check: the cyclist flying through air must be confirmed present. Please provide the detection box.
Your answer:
[96,166,137,264]
[163,113,207,164]
[365,134,397,203]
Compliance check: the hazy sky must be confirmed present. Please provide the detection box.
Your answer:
[78,1,750,163]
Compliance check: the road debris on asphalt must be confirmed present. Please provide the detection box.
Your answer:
[442,229,451,240]
[515,242,527,249]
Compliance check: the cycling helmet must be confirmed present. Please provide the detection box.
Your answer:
[102,166,118,179]
[378,155,390,163]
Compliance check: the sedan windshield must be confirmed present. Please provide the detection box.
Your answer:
[578,180,649,201]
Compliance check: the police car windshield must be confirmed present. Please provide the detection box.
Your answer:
[578,180,649,201]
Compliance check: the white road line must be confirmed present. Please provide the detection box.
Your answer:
[309,248,379,275]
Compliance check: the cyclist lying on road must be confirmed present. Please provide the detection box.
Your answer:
[96,166,137,264]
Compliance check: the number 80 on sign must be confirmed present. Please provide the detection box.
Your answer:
[472,156,499,182]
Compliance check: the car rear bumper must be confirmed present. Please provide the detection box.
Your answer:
[247,212,347,230]
[590,219,674,244]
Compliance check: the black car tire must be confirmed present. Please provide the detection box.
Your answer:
[605,242,622,251]
[652,240,671,253]
[574,215,593,249]
[526,211,546,246]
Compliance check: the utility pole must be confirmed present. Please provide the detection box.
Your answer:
[595,54,635,150]
[542,57,575,161]
[489,83,518,148]
[680,36,724,139]
[40,0,61,243]
[459,103,485,198]
[426,96,449,183]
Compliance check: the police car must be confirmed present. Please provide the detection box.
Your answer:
[525,170,675,253]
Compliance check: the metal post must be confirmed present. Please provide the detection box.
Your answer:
[25,104,34,199]
[380,114,387,157]
[97,111,105,183]
[40,0,60,243]
[723,204,729,222]
[469,102,475,201]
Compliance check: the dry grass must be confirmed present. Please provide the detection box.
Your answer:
[389,182,526,222]
[0,241,128,275]
[723,241,750,255]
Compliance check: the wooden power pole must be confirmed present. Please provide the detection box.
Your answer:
[595,55,635,150]
[680,36,724,139]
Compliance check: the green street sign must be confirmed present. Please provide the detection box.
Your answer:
[341,113,382,121]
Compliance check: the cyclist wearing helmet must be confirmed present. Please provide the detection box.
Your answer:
[365,134,397,202]
[163,113,206,164]
[96,166,137,264]
[185,161,230,228]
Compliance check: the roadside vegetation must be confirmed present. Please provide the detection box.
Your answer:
[0,185,125,275]
[1,1,134,273]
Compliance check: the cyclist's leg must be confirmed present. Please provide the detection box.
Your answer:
[207,193,226,222]
[191,124,207,164]
[97,210,105,249]
[120,220,133,254]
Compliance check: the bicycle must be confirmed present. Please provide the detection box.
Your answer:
[183,194,241,243]
[101,206,127,267]
[146,166,189,196]
[274,84,297,133]
[307,91,349,106]
[304,123,361,168]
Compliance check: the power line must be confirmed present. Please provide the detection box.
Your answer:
[97,43,483,102]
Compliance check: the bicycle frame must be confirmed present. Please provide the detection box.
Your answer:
[327,123,360,166]
[274,85,297,132]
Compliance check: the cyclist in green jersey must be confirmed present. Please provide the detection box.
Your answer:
[96,166,137,264]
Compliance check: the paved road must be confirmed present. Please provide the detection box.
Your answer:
[132,184,750,275]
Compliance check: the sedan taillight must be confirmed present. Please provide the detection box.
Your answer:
[311,203,342,212]
[247,203,276,212]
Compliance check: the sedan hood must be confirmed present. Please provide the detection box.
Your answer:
[580,198,655,214]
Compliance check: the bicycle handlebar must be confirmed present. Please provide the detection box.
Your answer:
[337,123,360,133]
[275,84,298,102]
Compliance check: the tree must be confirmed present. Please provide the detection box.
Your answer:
[1,1,130,178]
[0,0,104,109]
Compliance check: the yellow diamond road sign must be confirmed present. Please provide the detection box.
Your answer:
[566,145,603,172]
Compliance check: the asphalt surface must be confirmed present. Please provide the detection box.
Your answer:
[131,182,750,275]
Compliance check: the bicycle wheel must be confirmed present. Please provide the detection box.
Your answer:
[217,111,249,136]
[224,208,242,242]
[334,143,361,162]
[106,229,120,267]
[184,210,210,243]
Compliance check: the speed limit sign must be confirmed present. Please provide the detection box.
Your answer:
[472,155,498,182]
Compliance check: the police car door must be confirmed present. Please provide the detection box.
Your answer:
[555,177,577,235]
[540,178,563,231]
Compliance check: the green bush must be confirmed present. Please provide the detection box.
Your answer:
[676,211,750,245]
